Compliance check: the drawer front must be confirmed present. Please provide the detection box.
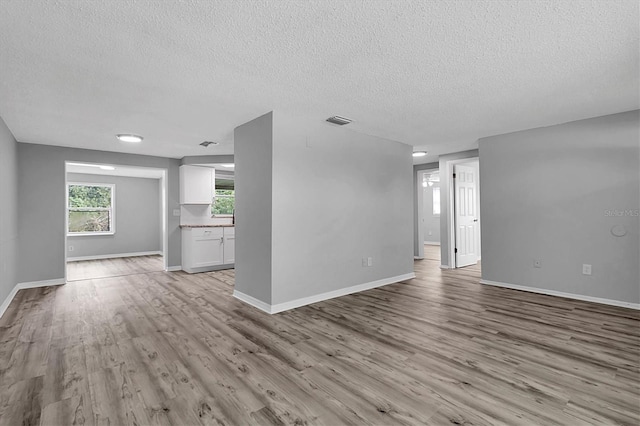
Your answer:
[191,227,223,240]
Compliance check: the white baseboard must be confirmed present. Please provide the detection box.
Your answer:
[17,278,66,289]
[440,265,451,269]
[234,272,416,315]
[0,285,20,320]
[423,241,441,246]
[233,291,273,314]
[479,279,640,310]
[67,251,162,262]
[414,256,424,260]
[1,278,66,319]
[166,265,182,272]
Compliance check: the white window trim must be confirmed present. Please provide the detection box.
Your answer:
[67,182,116,236]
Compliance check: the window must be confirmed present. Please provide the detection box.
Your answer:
[212,189,235,215]
[68,183,115,235]
[432,186,441,216]
[212,177,235,216]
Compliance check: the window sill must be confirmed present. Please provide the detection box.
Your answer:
[212,214,233,218]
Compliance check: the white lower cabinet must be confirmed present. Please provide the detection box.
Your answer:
[182,226,235,273]
[223,227,235,264]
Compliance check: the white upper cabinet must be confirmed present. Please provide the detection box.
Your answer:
[180,165,214,204]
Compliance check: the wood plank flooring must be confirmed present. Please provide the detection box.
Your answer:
[67,255,164,281]
[1,246,639,425]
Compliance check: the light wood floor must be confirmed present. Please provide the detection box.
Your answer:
[67,255,165,281]
[1,246,638,425]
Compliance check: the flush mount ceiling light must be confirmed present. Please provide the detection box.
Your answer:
[412,151,427,157]
[116,134,143,143]
[200,141,219,147]
[326,115,352,125]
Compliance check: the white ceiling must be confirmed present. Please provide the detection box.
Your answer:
[0,1,638,165]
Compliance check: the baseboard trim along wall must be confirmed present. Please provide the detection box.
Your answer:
[234,273,416,314]
[166,265,182,272]
[232,291,273,314]
[0,278,66,319]
[440,265,451,269]
[423,241,441,246]
[67,251,162,262]
[480,279,640,310]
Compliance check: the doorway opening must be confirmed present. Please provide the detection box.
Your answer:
[422,170,441,262]
[64,162,168,281]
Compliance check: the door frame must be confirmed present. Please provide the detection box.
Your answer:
[444,156,480,268]
[63,162,169,282]
[414,164,439,260]
[415,169,425,260]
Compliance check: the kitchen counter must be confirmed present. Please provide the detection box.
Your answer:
[180,224,234,228]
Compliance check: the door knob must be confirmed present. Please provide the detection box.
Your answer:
[473,219,478,222]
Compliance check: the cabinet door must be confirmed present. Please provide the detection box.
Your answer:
[223,227,235,264]
[180,165,214,204]
[192,228,224,267]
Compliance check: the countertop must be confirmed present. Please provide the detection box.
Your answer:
[180,224,234,228]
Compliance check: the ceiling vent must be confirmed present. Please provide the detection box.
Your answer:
[326,115,352,125]
[200,141,219,147]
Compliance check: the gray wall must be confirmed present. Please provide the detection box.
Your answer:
[271,113,414,304]
[67,173,161,258]
[479,110,640,304]
[0,117,18,304]
[413,162,438,257]
[234,111,414,307]
[17,143,181,283]
[423,181,441,243]
[234,112,273,304]
[438,149,479,267]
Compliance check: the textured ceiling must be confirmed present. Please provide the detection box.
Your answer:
[0,1,638,163]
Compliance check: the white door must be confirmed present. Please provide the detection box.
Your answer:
[454,164,478,267]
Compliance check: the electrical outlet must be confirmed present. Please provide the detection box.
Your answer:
[534,259,541,268]
[173,209,181,217]
[582,264,592,275]
[68,245,74,252]
[367,257,373,267]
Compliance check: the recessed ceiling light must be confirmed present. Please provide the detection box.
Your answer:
[412,151,427,157]
[220,164,234,168]
[200,141,219,147]
[326,116,352,125]
[116,134,143,143]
